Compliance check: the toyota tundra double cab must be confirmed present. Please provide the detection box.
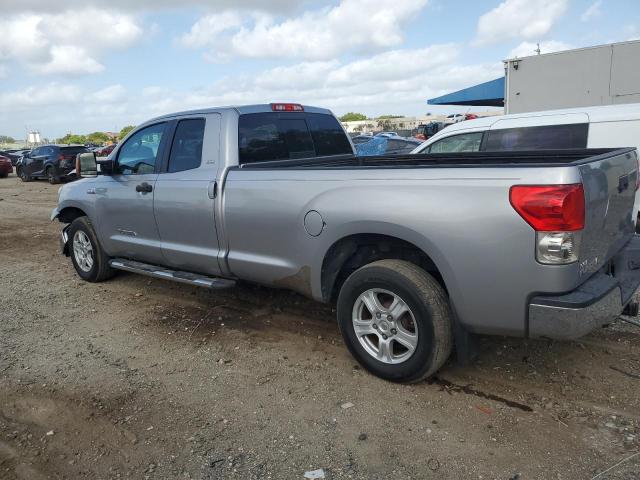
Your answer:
[52,103,640,382]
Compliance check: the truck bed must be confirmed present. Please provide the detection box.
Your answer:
[240,148,635,169]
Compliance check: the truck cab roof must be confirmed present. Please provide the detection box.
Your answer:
[146,104,334,124]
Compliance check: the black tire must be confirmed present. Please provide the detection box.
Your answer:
[46,166,60,185]
[17,168,31,182]
[337,259,453,383]
[0,173,7,178]
[68,217,116,282]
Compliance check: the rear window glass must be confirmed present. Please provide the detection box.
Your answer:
[484,124,588,151]
[168,118,205,173]
[60,146,89,155]
[239,112,352,164]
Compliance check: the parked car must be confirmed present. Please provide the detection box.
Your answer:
[17,144,90,184]
[355,136,423,156]
[411,102,640,224]
[375,131,399,138]
[414,122,446,141]
[444,113,465,124]
[0,155,13,177]
[95,144,116,157]
[1,149,31,166]
[52,103,640,383]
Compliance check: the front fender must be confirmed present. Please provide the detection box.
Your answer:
[50,207,61,221]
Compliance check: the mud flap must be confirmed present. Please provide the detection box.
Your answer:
[60,225,71,257]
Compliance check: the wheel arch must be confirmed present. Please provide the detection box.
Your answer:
[55,206,88,224]
[319,230,453,304]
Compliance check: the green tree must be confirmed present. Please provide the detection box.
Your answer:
[377,115,402,120]
[0,135,16,144]
[118,125,135,140]
[86,131,110,144]
[339,112,367,122]
[59,133,87,144]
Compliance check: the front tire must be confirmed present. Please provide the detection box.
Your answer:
[68,217,116,282]
[337,260,453,383]
[17,168,31,182]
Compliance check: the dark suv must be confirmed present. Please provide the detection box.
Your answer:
[17,145,89,184]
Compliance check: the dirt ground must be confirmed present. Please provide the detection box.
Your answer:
[1,174,639,480]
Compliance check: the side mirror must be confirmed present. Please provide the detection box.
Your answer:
[76,152,98,178]
[97,158,115,175]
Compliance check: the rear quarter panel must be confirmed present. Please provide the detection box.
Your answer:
[223,165,584,336]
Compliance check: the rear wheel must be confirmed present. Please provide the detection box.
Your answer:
[46,166,59,185]
[68,217,116,282]
[337,259,453,383]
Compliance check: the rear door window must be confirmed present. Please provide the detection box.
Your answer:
[484,124,588,151]
[167,118,205,173]
[239,112,352,164]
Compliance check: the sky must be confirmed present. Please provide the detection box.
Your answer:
[0,0,639,140]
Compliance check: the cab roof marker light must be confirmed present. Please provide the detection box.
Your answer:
[271,103,304,112]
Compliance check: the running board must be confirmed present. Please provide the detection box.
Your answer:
[109,259,236,289]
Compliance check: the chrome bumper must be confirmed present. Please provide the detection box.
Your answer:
[529,235,640,339]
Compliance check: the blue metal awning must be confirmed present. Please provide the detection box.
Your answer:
[428,77,505,107]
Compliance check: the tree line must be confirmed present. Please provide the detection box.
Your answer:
[58,125,135,145]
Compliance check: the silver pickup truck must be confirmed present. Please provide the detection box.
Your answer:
[52,103,640,382]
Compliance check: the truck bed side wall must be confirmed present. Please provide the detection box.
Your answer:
[222,166,583,337]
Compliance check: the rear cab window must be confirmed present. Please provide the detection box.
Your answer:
[238,112,352,164]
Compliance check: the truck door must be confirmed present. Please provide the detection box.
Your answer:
[94,122,167,265]
[153,114,223,276]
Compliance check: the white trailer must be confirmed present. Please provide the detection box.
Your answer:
[504,40,640,114]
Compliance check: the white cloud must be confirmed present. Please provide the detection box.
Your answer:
[0,83,83,109]
[508,40,573,58]
[88,85,128,103]
[0,9,143,75]
[474,0,568,46]
[142,44,501,117]
[2,0,299,13]
[623,25,640,41]
[180,0,429,60]
[581,1,602,22]
[34,46,105,75]
[0,44,503,138]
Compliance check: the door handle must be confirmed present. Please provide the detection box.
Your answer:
[208,181,217,199]
[136,182,153,193]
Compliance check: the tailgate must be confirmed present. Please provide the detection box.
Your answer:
[579,148,638,277]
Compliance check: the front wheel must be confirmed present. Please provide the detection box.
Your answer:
[337,260,453,383]
[68,217,116,282]
[17,168,31,182]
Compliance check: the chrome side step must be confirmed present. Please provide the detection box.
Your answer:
[109,258,236,289]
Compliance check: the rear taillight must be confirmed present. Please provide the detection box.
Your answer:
[510,184,585,265]
[271,103,304,112]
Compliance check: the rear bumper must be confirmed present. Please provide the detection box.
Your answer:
[529,235,640,339]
